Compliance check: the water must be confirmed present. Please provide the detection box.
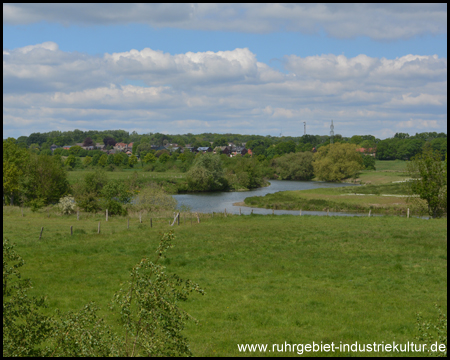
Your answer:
[172,180,370,217]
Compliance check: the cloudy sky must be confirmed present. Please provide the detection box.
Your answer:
[3,3,447,139]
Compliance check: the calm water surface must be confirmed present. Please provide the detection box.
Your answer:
[173,180,368,217]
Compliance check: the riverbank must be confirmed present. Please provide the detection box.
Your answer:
[242,168,430,216]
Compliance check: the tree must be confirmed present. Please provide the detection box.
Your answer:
[407,150,447,218]
[21,154,70,205]
[111,231,204,356]
[69,145,83,156]
[64,155,76,169]
[186,153,226,191]
[103,136,116,147]
[97,154,108,167]
[73,171,107,212]
[3,138,30,205]
[158,152,170,164]
[83,156,92,167]
[83,137,94,147]
[313,143,363,182]
[271,152,314,180]
[143,152,157,164]
[362,155,376,170]
[128,154,138,167]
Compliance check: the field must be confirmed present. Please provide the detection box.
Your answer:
[3,206,447,357]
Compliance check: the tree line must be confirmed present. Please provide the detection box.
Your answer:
[16,130,447,162]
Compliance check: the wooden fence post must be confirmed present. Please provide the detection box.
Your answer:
[106,209,108,222]
[239,208,241,216]
[327,209,329,216]
[251,209,253,214]
[177,213,180,226]
[368,210,371,217]
[197,213,200,223]
[407,208,410,218]
[77,210,79,221]
[224,208,227,217]
[98,222,100,234]
[39,227,44,240]
[150,218,152,228]
[139,212,142,223]
[70,226,73,236]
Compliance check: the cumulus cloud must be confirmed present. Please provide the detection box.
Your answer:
[3,4,447,40]
[3,42,447,138]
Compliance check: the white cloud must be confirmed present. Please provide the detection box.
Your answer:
[3,4,447,40]
[3,42,447,139]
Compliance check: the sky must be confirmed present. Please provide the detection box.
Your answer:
[3,3,447,140]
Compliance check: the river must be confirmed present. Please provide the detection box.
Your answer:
[172,180,369,217]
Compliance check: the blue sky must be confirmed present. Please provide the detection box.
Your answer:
[3,4,447,139]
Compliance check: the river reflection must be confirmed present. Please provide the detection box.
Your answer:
[173,180,368,217]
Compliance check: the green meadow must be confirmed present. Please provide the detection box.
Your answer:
[3,205,447,357]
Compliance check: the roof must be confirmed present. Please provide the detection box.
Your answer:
[356,147,376,153]
[197,147,211,151]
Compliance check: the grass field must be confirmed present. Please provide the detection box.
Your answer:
[3,206,447,357]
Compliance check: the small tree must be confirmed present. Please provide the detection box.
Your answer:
[111,231,204,356]
[64,155,76,169]
[128,154,138,167]
[407,150,447,218]
[143,152,157,164]
[97,154,108,167]
[83,156,92,167]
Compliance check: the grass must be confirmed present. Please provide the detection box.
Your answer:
[3,206,447,357]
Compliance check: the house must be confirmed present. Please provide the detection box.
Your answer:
[128,142,134,149]
[95,143,105,150]
[114,142,128,151]
[356,147,376,157]
[232,146,248,156]
[182,146,197,153]
[247,149,253,157]
[62,145,72,150]
[197,146,212,153]
[50,144,59,152]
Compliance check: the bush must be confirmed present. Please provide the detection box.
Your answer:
[28,198,46,212]
[130,183,177,212]
[57,195,76,215]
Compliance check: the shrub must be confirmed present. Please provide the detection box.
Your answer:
[57,195,76,215]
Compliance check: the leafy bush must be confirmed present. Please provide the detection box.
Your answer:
[28,198,46,212]
[57,195,76,215]
[130,183,177,212]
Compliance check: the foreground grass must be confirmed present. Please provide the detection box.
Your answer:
[3,206,447,357]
